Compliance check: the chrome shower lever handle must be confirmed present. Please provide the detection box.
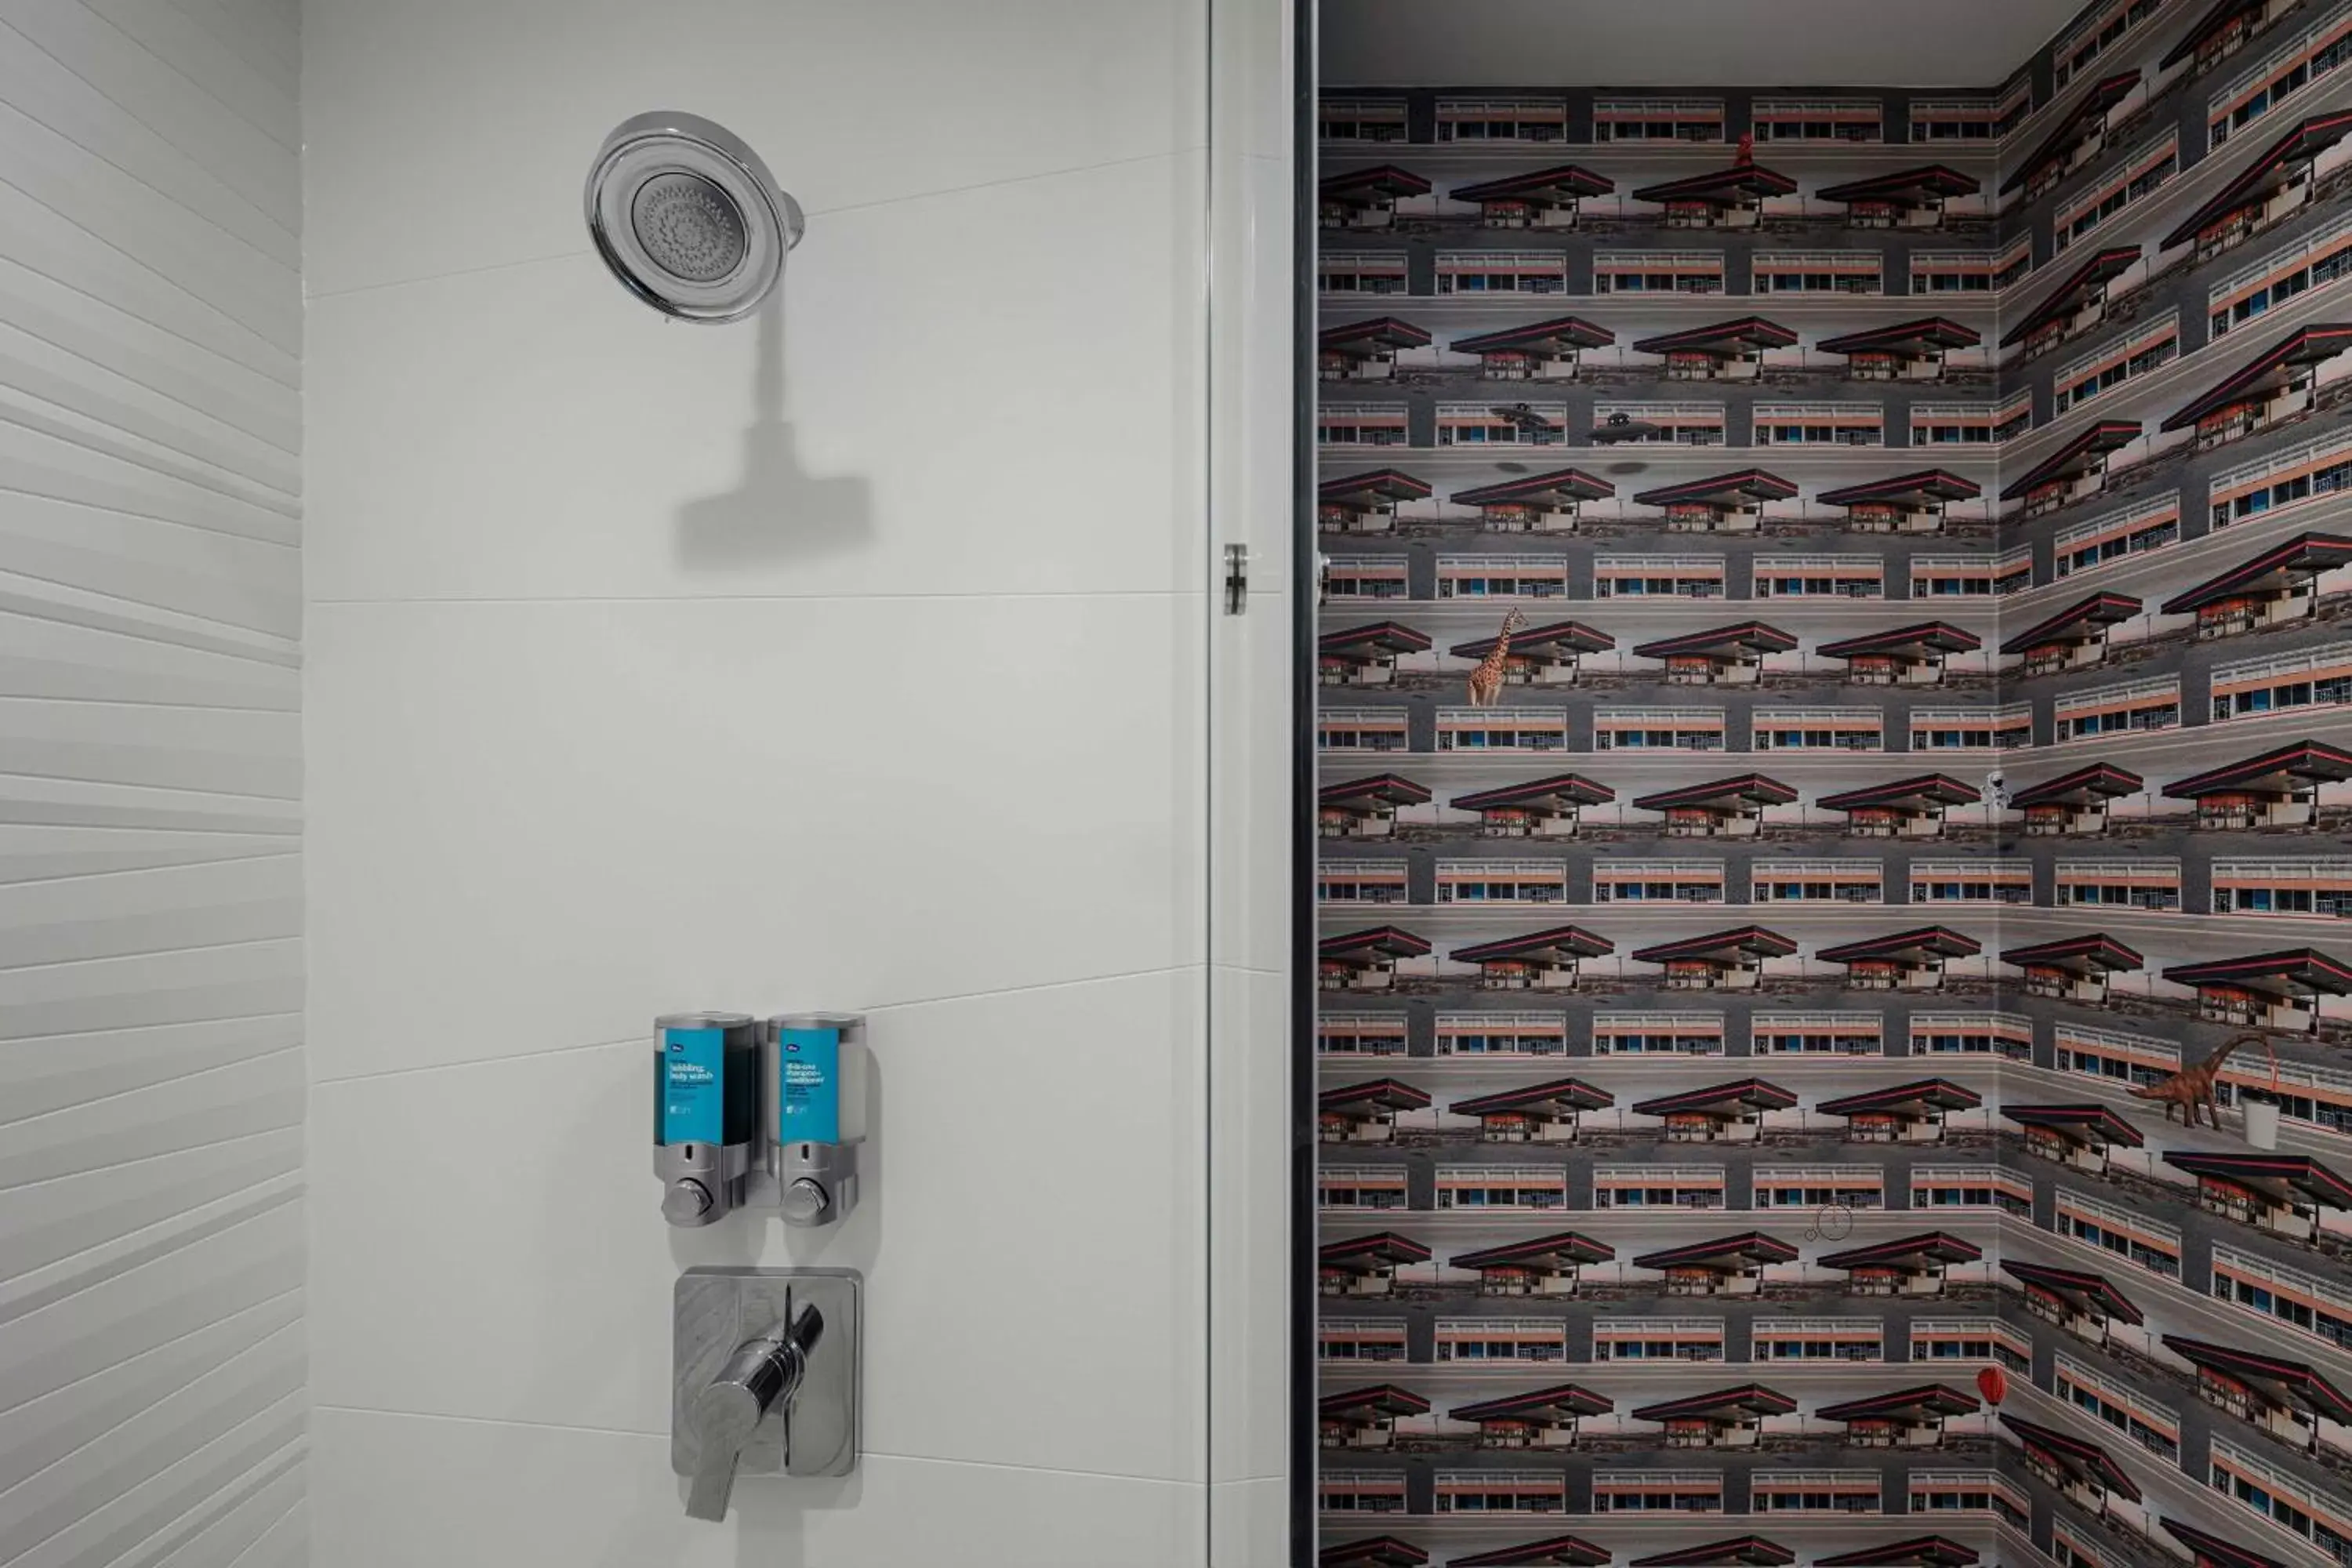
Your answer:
[683,1304,824,1522]
[673,1270,858,1512]
[684,1387,757,1522]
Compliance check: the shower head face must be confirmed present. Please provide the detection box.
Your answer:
[630,171,747,282]
[586,112,804,323]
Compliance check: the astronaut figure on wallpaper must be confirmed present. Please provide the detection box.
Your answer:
[1466,609,1528,709]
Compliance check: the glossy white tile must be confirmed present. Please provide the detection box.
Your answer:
[311,1402,1205,1566]
[1210,150,1298,597]
[1212,0,1294,162]
[305,156,1203,603]
[307,595,1200,1080]
[1210,1475,1288,1567]
[300,0,1210,296]
[1207,965,1289,1484]
[310,968,1205,1480]
[1210,576,1294,974]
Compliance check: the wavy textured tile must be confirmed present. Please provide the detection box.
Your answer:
[0,2,303,1558]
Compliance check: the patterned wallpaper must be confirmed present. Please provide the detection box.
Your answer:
[1314,3,2352,1566]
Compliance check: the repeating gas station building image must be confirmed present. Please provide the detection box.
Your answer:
[1312,2,2352,1562]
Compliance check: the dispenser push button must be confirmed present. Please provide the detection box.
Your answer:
[664,1180,716,1225]
[782,1178,829,1225]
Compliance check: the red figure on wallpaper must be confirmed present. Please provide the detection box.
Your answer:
[1305,0,2352,1547]
[1466,608,1527,708]
[2127,1033,2274,1129]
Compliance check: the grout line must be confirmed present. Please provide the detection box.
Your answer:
[0,1395,308,1566]
[0,399,301,514]
[0,768,298,803]
[303,148,1206,303]
[0,694,299,714]
[788,1447,1206,1487]
[71,0,303,158]
[154,0,303,85]
[4,1007,303,1044]
[310,1031,642,1087]
[0,302,302,459]
[0,474,300,548]
[307,589,1208,608]
[0,1046,305,1138]
[0,579,303,665]
[0,614,299,676]
[0,1120,302,1198]
[799,148,1195,220]
[0,932,304,979]
[0,1180,303,1332]
[310,964,1207,1087]
[307,1406,664,1441]
[0,849,300,890]
[0,1285,302,1423]
[307,1404,1206,1486]
[0,220,299,390]
[1201,0,1220,1541]
[0,1316,306,1507]
[0,162,286,360]
[0,53,300,267]
[303,246,600,304]
[216,1497,308,1568]
[118,1439,310,1568]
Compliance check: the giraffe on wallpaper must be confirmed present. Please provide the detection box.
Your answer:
[2129,1034,2275,1129]
[1464,608,1526,708]
[1312,5,2352,1555]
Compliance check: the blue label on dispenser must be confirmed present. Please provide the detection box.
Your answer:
[661,1026,726,1145]
[777,1027,840,1145]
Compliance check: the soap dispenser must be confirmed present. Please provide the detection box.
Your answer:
[764,1013,867,1227]
[654,1011,762,1226]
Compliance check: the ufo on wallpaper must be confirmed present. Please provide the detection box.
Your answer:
[1483,401,1567,442]
[1310,0,2352,1553]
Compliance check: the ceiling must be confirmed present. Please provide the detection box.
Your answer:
[1319,0,2085,88]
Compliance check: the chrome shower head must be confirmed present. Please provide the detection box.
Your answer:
[585,112,804,323]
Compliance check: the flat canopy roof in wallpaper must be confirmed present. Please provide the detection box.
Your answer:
[1313,1,2352,1566]
[1319,0,2083,89]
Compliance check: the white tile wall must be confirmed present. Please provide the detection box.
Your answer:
[1211,1477,1289,1568]
[309,971,1204,1481]
[0,2,307,1563]
[1205,6,1295,1559]
[1208,967,1290,1486]
[304,160,1207,604]
[310,1406,1203,1566]
[304,597,1205,1080]
[298,0,1212,300]
[303,3,1291,1566]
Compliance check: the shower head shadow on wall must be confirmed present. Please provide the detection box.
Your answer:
[586,111,804,323]
[670,295,873,569]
